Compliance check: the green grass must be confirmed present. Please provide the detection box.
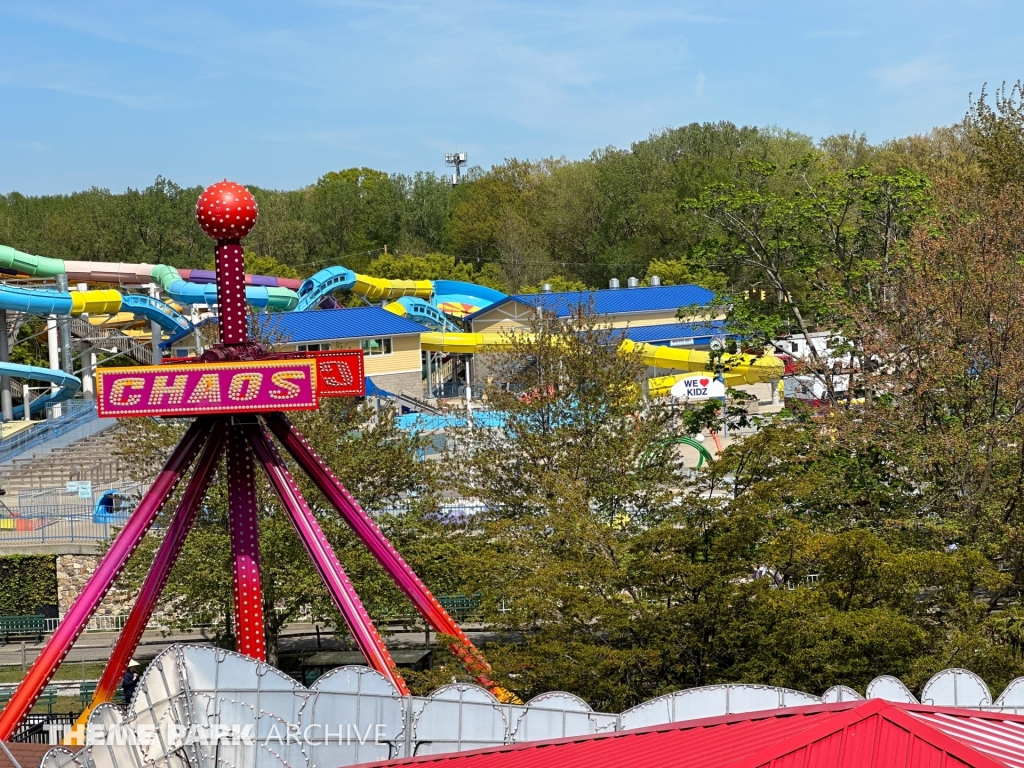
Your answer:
[32,698,83,715]
[0,662,108,684]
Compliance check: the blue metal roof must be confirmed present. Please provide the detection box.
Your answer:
[466,284,715,321]
[256,308,428,343]
[620,321,732,344]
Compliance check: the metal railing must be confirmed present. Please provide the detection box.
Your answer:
[0,482,146,545]
[41,614,131,634]
[68,317,153,365]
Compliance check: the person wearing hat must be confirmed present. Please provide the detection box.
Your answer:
[122,660,140,705]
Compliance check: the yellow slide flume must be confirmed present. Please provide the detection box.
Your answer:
[420,332,784,396]
[69,289,122,315]
[351,275,432,301]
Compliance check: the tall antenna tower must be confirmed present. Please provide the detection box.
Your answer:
[445,152,467,186]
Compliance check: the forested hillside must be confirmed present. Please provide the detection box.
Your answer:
[0,116,976,299]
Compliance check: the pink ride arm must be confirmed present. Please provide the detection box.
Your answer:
[264,413,514,702]
[0,418,214,741]
[75,425,229,732]
[244,422,410,695]
[227,426,267,661]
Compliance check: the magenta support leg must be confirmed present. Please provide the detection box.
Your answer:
[243,422,410,695]
[0,418,214,740]
[83,423,229,720]
[263,412,510,699]
[227,425,266,661]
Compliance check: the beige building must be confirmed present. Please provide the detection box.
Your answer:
[168,307,428,397]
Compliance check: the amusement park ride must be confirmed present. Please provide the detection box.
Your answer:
[0,181,515,743]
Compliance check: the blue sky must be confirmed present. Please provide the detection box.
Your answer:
[1,1,1021,195]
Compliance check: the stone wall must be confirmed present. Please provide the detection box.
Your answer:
[372,370,424,399]
[55,554,135,619]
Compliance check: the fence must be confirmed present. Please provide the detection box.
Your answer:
[8,713,79,743]
[40,615,130,634]
[0,483,147,546]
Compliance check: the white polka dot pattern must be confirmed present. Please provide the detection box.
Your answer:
[227,427,266,662]
[195,181,257,345]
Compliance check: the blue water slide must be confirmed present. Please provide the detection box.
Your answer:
[0,279,192,334]
[295,266,357,312]
[1,363,82,419]
[118,294,192,333]
[432,280,506,306]
[164,279,275,308]
[434,292,504,312]
[0,285,74,315]
[394,297,462,332]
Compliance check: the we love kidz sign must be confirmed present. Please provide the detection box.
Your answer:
[96,360,320,418]
[670,374,726,401]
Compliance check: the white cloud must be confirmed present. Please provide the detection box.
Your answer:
[875,55,946,89]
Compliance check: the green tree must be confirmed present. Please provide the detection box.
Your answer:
[967,81,1024,190]
[114,398,445,667]
[364,252,475,283]
[686,159,930,401]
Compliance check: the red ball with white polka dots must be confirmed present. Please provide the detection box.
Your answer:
[195,181,258,241]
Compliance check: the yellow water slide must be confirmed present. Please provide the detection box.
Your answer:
[69,289,123,315]
[351,275,432,301]
[419,332,784,396]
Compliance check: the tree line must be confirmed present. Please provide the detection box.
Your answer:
[0,93,995,301]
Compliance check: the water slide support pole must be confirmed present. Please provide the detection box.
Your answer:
[81,346,96,400]
[54,274,74,376]
[148,284,163,365]
[0,418,213,741]
[0,309,12,422]
[46,317,61,418]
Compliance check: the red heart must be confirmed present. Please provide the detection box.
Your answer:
[699,378,710,386]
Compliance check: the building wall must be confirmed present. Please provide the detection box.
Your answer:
[330,334,422,377]
[368,370,424,397]
[171,334,424,381]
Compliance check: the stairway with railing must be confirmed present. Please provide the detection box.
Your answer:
[0,401,107,468]
[0,421,129,494]
[67,317,153,365]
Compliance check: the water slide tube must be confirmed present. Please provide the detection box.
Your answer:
[384,297,463,332]
[431,280,507,318]
[0,245,298,316]
[295,266,432,312]
[418,332,784,393]
[0,363,81,418]
[0,246,507,329]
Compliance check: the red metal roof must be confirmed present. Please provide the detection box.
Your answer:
[361,699,1024,768]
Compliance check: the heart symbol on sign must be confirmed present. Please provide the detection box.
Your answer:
[699,378,710,386]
